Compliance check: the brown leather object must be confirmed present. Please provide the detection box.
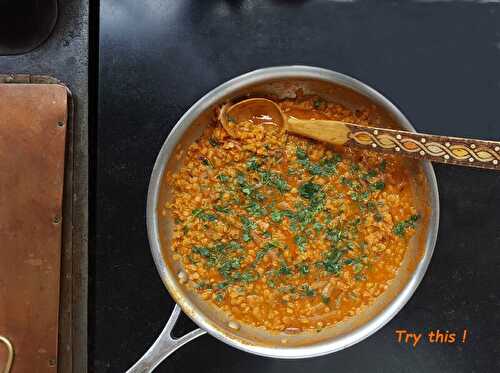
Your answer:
[0,84,68,372]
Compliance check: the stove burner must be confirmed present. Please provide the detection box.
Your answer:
[0,0,58,56]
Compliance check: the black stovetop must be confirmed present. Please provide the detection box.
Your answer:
[92,1,500,372]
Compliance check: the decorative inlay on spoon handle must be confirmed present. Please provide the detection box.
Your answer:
[346,123,500,170]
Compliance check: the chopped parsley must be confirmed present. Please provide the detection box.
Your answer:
[278,261,292,276]
[294,235,307,252]
[200,156,213,167]
[260,170,290,193]
[313,98,324,109]
[313,221,323,233]
[297,263,310,275]
[214,205,231,214]
[271,209,285,223]
[296,147,341,176]
[299,182,322,200]
[351,191,369,202]
[217,173,229,183]
[301,284,315,297]
[246,200,267,216]
[208,138,220,147]
[246,157,261,171]
[362,169,378,180]
[254,241,279,264]
[192,208,217,222]
[326,228,345,243]
[393,214,420,236]
[370,181,385,191]
[318,248,345,275]
[240,271,258,282]
[240,216,257,242]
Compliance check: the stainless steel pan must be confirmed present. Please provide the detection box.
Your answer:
[128,66,440,372]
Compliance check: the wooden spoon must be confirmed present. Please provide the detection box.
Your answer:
[219,98,500,170]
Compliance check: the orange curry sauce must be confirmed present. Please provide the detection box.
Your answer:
[165,96,420,333]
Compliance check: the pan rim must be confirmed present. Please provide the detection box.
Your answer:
[146,65,440,359]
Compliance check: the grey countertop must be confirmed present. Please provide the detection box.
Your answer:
[0,1,89,372]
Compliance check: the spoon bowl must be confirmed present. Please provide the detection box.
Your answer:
[219,98,286,137]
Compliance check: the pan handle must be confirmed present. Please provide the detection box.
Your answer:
[126,304,206,373]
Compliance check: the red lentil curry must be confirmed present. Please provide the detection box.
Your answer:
[164,96,421,333]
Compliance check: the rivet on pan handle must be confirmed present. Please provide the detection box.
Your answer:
[126,304,206,373]
[0,335,14,373]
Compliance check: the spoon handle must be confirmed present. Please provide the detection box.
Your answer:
[286,117,500,170]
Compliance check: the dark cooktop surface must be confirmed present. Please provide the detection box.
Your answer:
[93,1,500,372]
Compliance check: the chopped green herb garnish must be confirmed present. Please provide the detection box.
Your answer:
[353,262,364,274]
[194,281,210,290]
[370,181,385,191]
[271,210,285,223]
[341,177,353,187]
[355,273,366,281]
[200,156,213,167]
[260,170,290,193]
[319,248,345,274]
[299,182,322,200]
[296,147,307,160]
[217,173,229,183]
[395,216,419,236]
[214,205,231,214]
[313,221,323,233]
[296,147,340,176]
[351,191,369,201]
[241,271,258,282]
[278,261,292,276]
[246,157,261,171]
[192,208,217,222]
[294,235,307,252]
[393,214,420,236]
[241,216,257,242]
[255,242,278,263]
[217,281,230,289]
[313,98,324,109]
[208,138,220,147]
[192,246,210,257]
[246,200,267,216]
[362,169,378,180]
[297,263,310,275]
[301,284,315,296]
[326,228,344,243]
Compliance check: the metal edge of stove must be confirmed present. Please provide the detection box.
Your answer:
[0,74,78,373]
